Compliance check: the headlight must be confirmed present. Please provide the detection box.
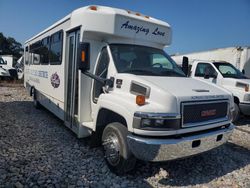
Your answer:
[133,112,181,130]
[244,94,250,101]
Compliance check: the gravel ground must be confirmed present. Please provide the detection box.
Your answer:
[0,85,250,188]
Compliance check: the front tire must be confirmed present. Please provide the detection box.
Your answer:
[232,103,240,123]
[102,122,136,175]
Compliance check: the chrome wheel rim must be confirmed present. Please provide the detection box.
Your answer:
[103,133,120,166]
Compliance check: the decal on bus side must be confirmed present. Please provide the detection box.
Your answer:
[50,72,60,88]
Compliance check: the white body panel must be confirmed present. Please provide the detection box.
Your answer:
[0,56,16,77]
[0,55,14,67]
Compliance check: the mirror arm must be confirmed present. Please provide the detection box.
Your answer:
[82,71,105,85]
[82,71,114,87]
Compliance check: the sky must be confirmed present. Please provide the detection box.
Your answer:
[0,0,249,55]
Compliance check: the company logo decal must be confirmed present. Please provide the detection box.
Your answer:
[50,72,60,88]
[121,21,165,36]
[201,109,216,117]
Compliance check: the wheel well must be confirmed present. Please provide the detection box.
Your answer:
[96,108,127,128]
[90,108,127,147]
[30,86,33,97]
[234,96,240,105]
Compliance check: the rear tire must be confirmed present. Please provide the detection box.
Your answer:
[32,88,41,109]
[102,122,136,175]
[232,103,240,123]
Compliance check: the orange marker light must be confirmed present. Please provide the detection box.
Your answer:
[81,51,86,62]
[136,95,145,106]
[89,6,97,11]
[245,85,249,92]
[136,13,141,16]
[145,16,150,19]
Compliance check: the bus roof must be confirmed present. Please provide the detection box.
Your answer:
[26,5,171,47]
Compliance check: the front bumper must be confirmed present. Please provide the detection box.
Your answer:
[239,103,250,115]
[127,123,234,162]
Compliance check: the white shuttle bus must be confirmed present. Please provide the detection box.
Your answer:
[24,5,235,174]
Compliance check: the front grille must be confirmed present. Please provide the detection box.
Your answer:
[182,101,228,127]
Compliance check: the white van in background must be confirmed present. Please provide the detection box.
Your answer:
[189,60,250,121]
[171,46,250,77]
[24,5,235,174]
[0,56,18,80]
[172,55,250,121]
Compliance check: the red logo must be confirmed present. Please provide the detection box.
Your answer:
[201,109,216,117]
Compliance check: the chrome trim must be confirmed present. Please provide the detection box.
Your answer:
[134,112,181,119]
[127,124,234,162]
[183,117,229,128]
[133,120,232,136]
[181,100,230,128]
[130,80,151,98]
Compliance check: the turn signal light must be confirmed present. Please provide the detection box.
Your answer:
[136,95,145,106]
[81,51,86,62]
[245,85,249,92]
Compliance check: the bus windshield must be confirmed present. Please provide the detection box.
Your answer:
[213,62,247,79]
[109,44,186,77]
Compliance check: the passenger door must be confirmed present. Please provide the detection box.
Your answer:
[93,47,109,103]
[194,63,217,84]
[65,30,80,128]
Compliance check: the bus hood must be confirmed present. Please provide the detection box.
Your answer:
[139,76,230,102]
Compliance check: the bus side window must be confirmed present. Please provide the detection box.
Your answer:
[93,47,109,103]
[50,31,63,65]
[25,46,29,65]
[40,37,50,65]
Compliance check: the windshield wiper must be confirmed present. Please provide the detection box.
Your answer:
[159,70,185,77]
[121,69,159,75]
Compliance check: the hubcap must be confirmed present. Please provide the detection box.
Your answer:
[103,133,120,166]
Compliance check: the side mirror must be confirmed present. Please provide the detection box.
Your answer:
[242,69,245,75]
[182,56,189,76]
[78,42,90,72]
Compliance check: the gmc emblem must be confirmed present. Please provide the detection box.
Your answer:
[201,109,217,117]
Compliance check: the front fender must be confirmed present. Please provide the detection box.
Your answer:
[93,93,135,132]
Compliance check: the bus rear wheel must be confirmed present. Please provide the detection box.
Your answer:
[32,88,41,109]
[102,122,136,175]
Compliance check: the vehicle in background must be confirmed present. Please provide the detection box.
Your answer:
[24,5,235,174]
[15,56,24,79]
[185,59,250,121]
[0,56,18,80]
[171,46,250,77]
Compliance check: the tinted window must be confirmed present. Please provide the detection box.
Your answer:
[30,41,42,65]
[93,47,109,102]
[0,57,6,65]
[40,37,50,64]
[213,62,247,79]
[195,63,216,77]
[25,46,29,65]
[49,31,63,65]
